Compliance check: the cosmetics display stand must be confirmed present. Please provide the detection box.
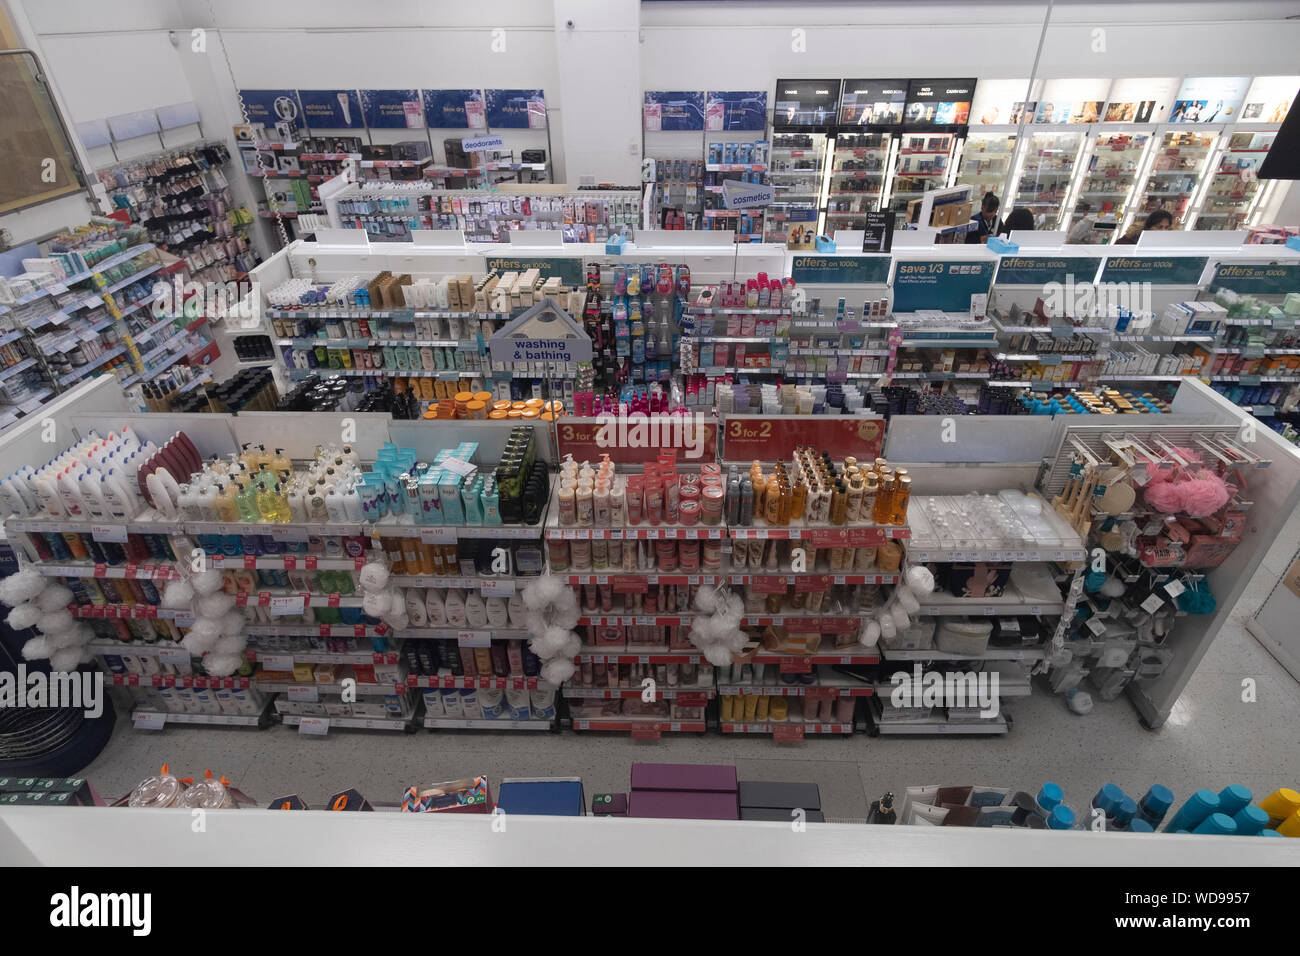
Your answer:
[0,242,220,435]
[882,377,1300,730]
[2,374,1297,739]
[95,141,259,285]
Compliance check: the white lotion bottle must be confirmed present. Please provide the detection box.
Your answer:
[404,588,428,627]
[444,588,467,627]
[485,596,509,627]
[425,588,447,625]
[463,591,487,628]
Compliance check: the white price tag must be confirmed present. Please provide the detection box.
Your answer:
[287,684,319,702]
[457,630,492,647]
[441,457,477,477]
[1140,593,1165,614]
[1086,617,1108,636]
[271,526,310,542]
[267,597,305,617]
[91,524,128,543]
[480,579,515,597]
[419,527,457,544]
[297,716,330,735]
[158,647,191,669]
[261,653,295,671]
[132,711,166,730]
[1163,580,1185,598]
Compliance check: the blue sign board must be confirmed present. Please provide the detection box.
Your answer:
[893,260,995,312]
[706,91,768,131]
[644,91,706,131]
[239,90,302,126]
[995,256,1103,285]
[1100,256,1208,285]
[791,256,892,285]
[360,89,425,129]
[1210,263,1300,295]
[486,89,547,129]
[485,256,583,287]
[297,90,364,129]
[423,89,483,129]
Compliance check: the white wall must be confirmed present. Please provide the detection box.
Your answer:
[639,2,1300,87]
[551,0,642,185]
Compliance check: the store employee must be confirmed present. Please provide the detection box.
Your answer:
[966,193,1001,244]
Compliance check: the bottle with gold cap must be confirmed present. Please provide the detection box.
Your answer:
[830,481,848,526]
[790,480,808,523]
[891,475,912,525]
[873,472,895,525]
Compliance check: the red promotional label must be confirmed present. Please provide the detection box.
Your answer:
[773,724,805,742]
[354,557,366,571]
[140,605,157,618]
[802,527,888,548]
[283,556,296,570]
[752,575,790,594]
[722,415,884,464]
[243,555,257,569]
[124,564,138,579]
[556,417,719,465]
[820,617,859,633]
[327,593,340,608]
[305,556,318,570]
[611,575,650,594]
[375,622,389,636]
[355,625,367,638]
[779,658,813,674]
[806,687,839,701]
[631,726,662,740]
[794,575,832,593]
[234,592,248,607]
[319,625,330,637]
[676,692,707,707]
[93,564,106,578]
[257,592,271,607]
[127,674,139,686]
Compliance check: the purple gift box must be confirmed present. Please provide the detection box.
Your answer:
[629,763,739,820]
[630,763,739,793]
[630,790,739,820]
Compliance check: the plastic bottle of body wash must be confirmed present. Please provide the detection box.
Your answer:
[425,588,447,625]
[463,591,487,628]
[443,589,466,626]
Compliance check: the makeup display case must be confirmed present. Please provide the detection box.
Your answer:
[1131,131,1218,229]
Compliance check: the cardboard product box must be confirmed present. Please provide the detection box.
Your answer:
[496,777,586,816]
[325,788,373,811]
[591,792,629,816]
[401,776,491,813]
